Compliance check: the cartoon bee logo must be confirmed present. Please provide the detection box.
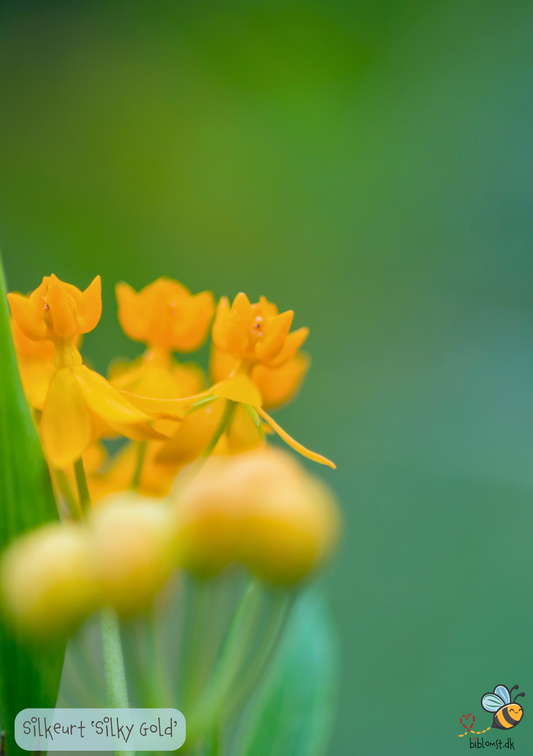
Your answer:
[481,684,525,730]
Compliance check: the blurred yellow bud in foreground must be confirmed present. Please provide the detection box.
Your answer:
[174,448,340,584]
[90,495,177,618]
[1,524,100,639]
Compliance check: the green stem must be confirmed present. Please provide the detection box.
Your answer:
[222,591,295,719]
[187,580,262,741]
[100,607,134,756]
[130,441,147,491]
[72,460,133,754]
[73,457,91,516]
[54,469,82,521]
[202,400,237,459]
[182,579,211,709]
[179,400,238,488]
[144,614,169,707]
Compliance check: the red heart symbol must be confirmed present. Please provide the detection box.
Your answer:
[460,713,475,730]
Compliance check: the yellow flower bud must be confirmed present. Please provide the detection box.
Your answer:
[173,448,340,584]
[173,458,246,578]
[90,495,176,618]
[234,449,340,584]
[0,524,100,639]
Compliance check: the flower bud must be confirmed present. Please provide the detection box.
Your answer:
[173,448,340,584]
[1,524,100,638]
[234,449,340,584]
[89,495,176,617]
[173,458,246,578]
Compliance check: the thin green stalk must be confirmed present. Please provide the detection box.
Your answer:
[144,614,170,707]
[73,457,91,516]
[202,400,237,459]
[222,591,295,719]
[72,458,133,755]
[101,607,134,756]
[130,441,147,491]
[178,400,238,490]
[187,580,262,741]
[182,579,211,709]
[54,468,82,521]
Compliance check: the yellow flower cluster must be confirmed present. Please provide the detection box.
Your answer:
[2,273,339,637]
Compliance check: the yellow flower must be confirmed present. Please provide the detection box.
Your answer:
[173,448,340,584]
[0,523,100,638]
[177,293,335,468]
[90,495,176,617]
[212,293,308,369]
[116,277,215,353]
[8,275,180,469]
[113,277,214,411]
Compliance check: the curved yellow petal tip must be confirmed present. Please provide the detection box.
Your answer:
[212,375,263,406]
[256,406,336,469]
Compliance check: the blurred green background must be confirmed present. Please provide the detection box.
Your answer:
[1,0,533,753]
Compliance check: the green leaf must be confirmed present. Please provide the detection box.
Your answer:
[241,403,264,440]
[0,257,66,756]
[235,587,339,756]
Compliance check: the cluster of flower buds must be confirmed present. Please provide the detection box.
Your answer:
[174,448,339,584]
[2,273,340,637]
[1,498,175,637]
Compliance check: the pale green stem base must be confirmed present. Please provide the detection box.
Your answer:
[187,580,261,741]
[72,458,133,756]
[101,607,134,756]
[74,456,91,516]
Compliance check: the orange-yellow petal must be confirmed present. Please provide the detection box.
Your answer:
[155,399,225,465]
[77,276,102,333]
[211,375,263,406]
[103,420,169,442]
[252,353,310,409]
[73,366,155,425]
[255,310,293,363]
[168,290,215,352]
[256,407,336,469]
[11,318,55,360]
[117,391,188,420]
[225,294,253,354]
[7,292,47,341]
[212,296,231,352]
[41,368,92,467]
[116,282,145,342]
[46,277,78,338]
[268,327,309,368]
[209,344,239,384]
[18,359,56,411]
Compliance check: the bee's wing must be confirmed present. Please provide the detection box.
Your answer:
[494,685,511,704]
[482,693,505,712]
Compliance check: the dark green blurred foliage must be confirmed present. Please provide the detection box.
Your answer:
[1,1,533,753]
[0,258,65,755]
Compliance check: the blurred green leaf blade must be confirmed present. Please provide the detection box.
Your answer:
[0,255,66,756]
[235,587,339,756]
